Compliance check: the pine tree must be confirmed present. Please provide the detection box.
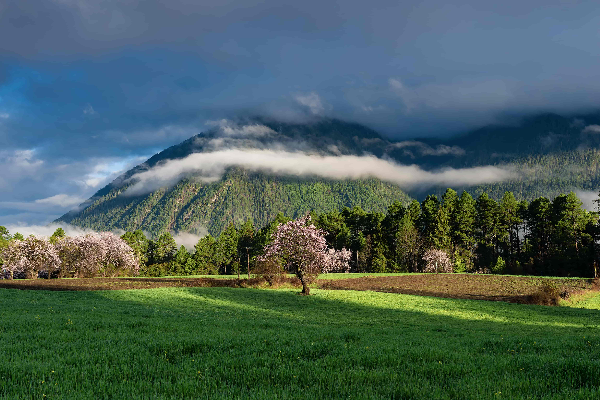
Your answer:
[216,222,239,275]
[452,191,476,270]
[193,235,218,274]
[475,193,501,268]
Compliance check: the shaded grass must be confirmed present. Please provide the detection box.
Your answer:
[1,287,599,399]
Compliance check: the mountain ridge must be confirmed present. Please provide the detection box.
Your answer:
[58,112,600,235]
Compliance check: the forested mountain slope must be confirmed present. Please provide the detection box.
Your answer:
[58,112,600,236]
[58,119,411,236]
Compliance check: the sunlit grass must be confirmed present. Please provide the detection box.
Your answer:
[1,287,599,399]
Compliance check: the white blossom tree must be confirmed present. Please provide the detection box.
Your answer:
[2,236,61,279]
[2,232,139,279]
[258,215,351,294]
[56,233,139,278]
[422,248,453,273]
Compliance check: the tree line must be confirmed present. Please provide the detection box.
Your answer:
[2,189,599,278]
[113,189,600,278]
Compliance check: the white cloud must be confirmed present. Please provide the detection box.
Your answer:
[123,149,516,196]
[34,194,86,207]
[3,223,103,238]
[205,119,277,137]
[295,92,324,115]
[391,141,465,157]
[83,104,96,115]
[0,113,9,119]
[172,231,208,251]
[574,190,598,212]
[582,125,600,134]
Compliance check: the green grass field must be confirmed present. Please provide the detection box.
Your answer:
[1,286,599,399]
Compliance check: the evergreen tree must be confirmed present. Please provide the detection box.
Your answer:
[172,245,193,275]
[49,228,66,244]
[121,230,149,267]
[419,195,440,249]
[499,192,522,269]
[526,197,552,274]
[452,191,477,270]
[475,193,501,268]
[237,219,256,274]
[193,235,218,274]
[393,213,422,272]
[216,222,239,275]
[341,206,368,271]
[148,232,177,267]
[315,211,351,250]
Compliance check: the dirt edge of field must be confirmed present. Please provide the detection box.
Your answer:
[1,274,598,306]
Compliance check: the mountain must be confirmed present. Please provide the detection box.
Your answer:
[58,112,600,236]
[425,112,600,201]
[57,119,412,236]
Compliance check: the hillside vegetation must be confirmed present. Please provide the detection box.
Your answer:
[61,168,410,237]
[57,112,600,236]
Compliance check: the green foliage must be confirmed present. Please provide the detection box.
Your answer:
[148,232,177,267]
[492,256,506,274]
[49,228,66,244]
[104,186,599,278]
[193,235,218,275]
[59,170,411,238]
[173,245,194,275]
[121,230,149,266]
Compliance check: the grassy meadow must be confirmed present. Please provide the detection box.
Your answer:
[1,286,599,399]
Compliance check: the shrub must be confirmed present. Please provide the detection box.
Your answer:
[529,281,561,306]
[254,258,286,285]
[491,256,506,274]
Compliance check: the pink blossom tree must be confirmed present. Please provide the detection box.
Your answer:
[1,232,139,279]
[56,233,139,278]
[322,248,352,273]
[422,248,453,273]
[258,215,351,295]
[1,236,61,279]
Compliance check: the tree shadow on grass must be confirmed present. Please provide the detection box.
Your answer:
[2,286,600,399]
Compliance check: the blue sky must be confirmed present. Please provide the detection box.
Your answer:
[1,0,600,226]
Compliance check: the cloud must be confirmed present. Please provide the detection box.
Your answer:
[205,119,277,137]
[582,125,600,134]
[0,113,9,119]
[2,223,102,238]
[391,141,466,157]
[0,152,147,225]
[172,231,207,251]
[574,190,598,212]
[83,104,96,115]
[123,149,516,196]
[34,194,86,207]
[295,93,325,115]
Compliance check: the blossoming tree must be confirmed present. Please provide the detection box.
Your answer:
[2,232,139,279]
[56,233,140,278]
[2,236,61,279]
[422,248,453,273]
[258,215,351,295]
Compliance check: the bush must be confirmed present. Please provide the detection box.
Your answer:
[491,256,506,274]
[529,281,561,306]
[254,258,286,285]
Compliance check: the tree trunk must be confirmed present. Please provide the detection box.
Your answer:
[299,274,310,295]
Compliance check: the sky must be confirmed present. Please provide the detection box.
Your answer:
[1,0,600,226]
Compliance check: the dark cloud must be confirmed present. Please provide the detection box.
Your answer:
[2,0,600,224]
